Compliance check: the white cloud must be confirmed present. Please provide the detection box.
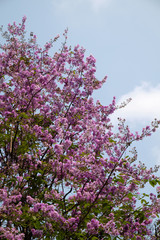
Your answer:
[112,82,160,126]
[110,82,160,165]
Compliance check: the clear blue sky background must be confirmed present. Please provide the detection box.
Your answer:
[1,0,160,173]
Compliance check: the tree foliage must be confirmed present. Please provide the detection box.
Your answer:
[0,17,160,240]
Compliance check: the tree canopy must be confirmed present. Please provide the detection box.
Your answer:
[0,17,160,240]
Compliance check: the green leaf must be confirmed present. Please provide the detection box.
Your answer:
[68,144,78,150]
[156,180,160,185]
[142,193,149,197]
[141,199,147,204]
[108,138,116,144]
[127,192,133,200]
[116,176,125,184]
[149,179,157,187]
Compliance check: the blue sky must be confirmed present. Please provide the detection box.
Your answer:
[1,0,160,170]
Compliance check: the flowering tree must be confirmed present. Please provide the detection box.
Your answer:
[0,17,160,240]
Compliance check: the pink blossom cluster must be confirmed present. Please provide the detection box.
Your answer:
[0,17,160,239]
